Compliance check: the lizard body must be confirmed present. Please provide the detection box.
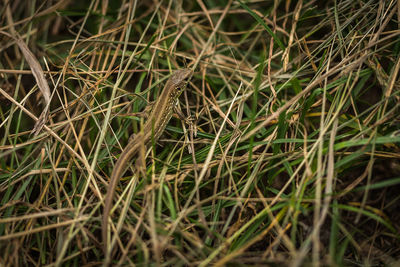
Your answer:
[102,68,192,251]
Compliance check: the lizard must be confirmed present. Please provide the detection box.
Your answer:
[102,68,193,252]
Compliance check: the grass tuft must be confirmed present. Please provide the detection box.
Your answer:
[0,0,399,265]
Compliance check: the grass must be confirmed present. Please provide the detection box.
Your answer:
[1,0,400,266]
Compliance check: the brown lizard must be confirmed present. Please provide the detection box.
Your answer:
[102,68,192,252]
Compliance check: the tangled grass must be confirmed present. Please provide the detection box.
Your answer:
[0,0,399,266]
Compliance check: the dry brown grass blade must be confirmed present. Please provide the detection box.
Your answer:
[0,217,89,241]
[0,87,85,165]
[0,31,51,135]
[398,0,400,27]
[0,0,69,32]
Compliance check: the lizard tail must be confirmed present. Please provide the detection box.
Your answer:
[102,140,141,253]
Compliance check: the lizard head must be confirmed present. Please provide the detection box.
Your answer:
[169,68,193,88]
